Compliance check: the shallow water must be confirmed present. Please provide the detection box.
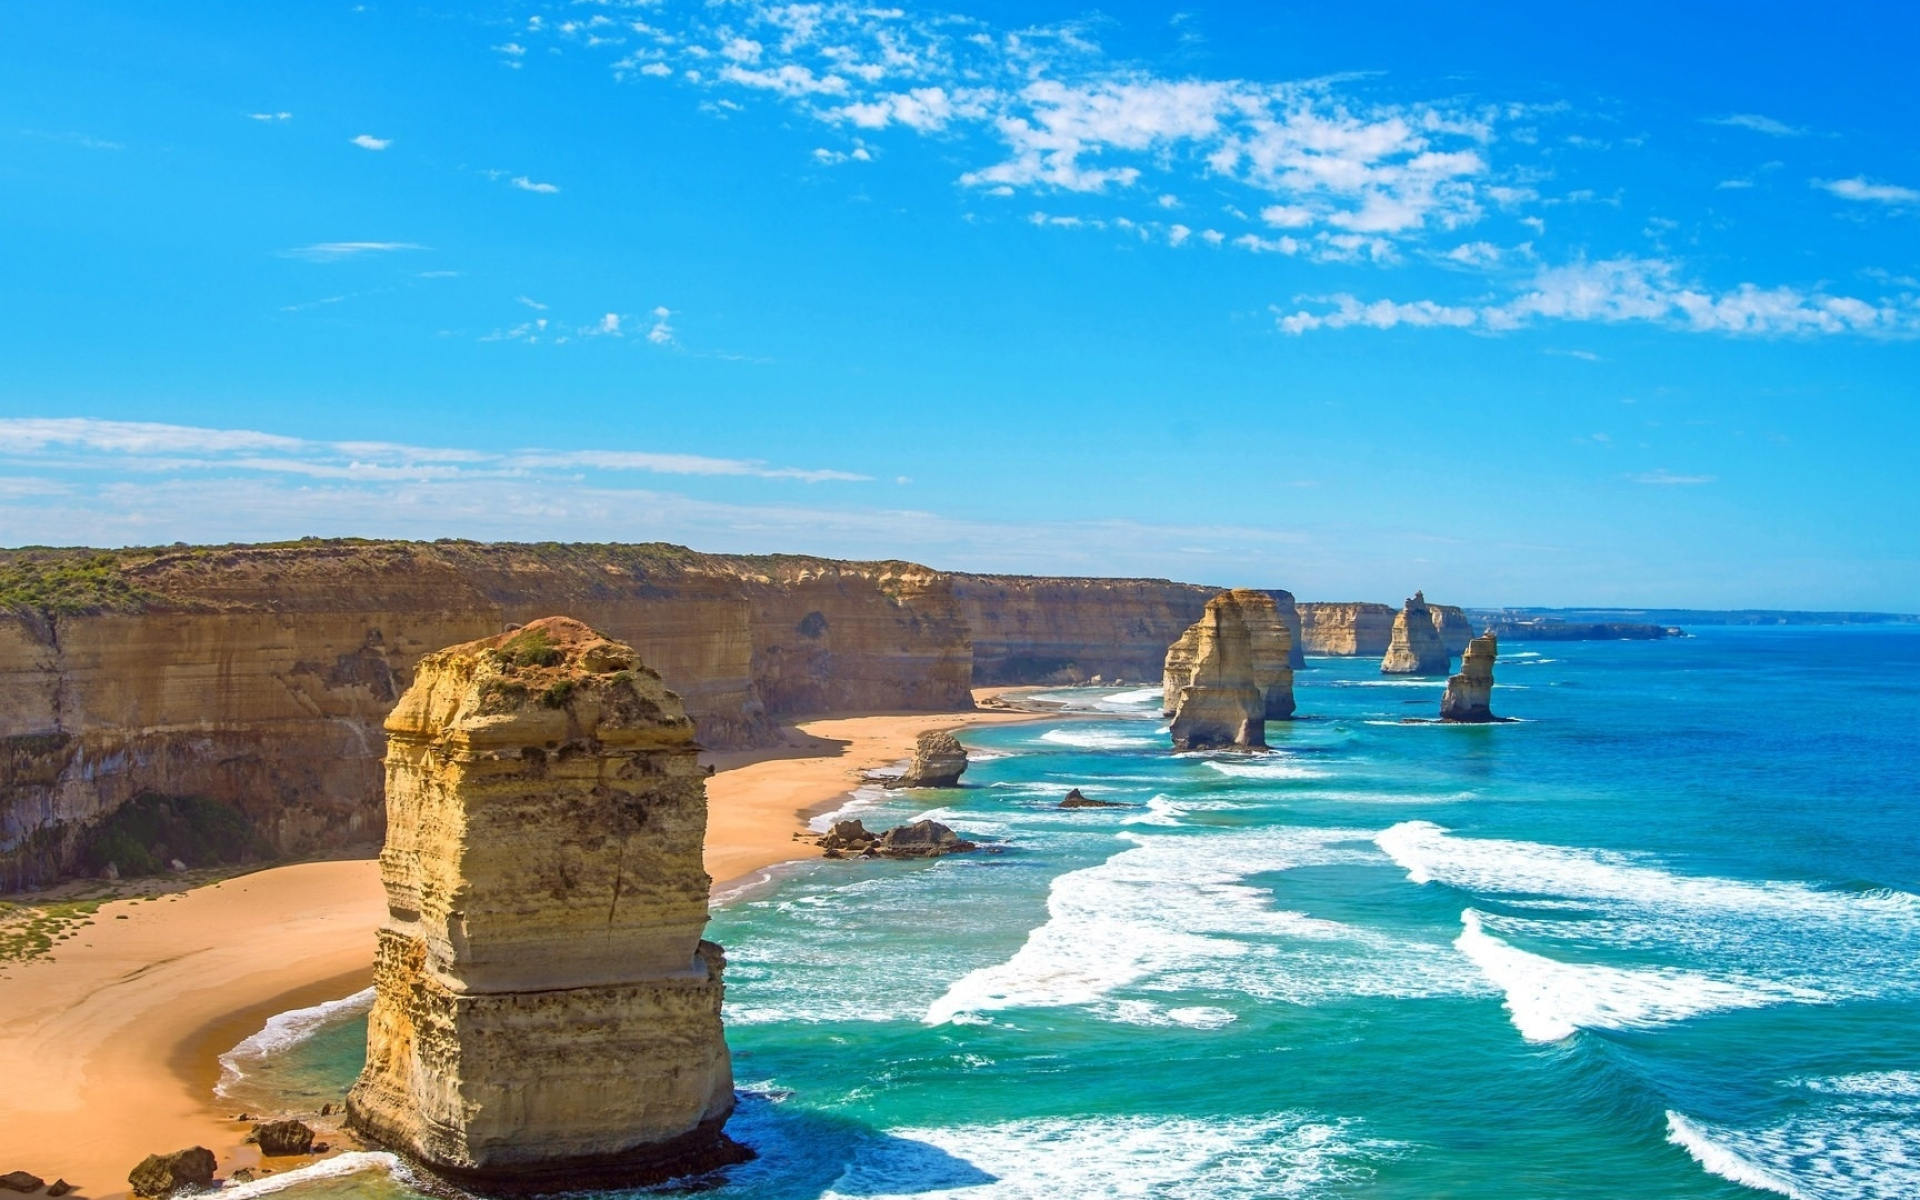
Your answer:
[230,628,1920,1199]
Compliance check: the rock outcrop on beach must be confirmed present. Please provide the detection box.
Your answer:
[1381,593,1452,676]
[887,730,968,788]
[1429,605,1475,656]
[1440,631,1499,722]
[815,817,976,858]
[1163,590,1294,721]
[1298,602,1397,656]
[1165,595,1267,751]
[127,1148,215,1198]
[345,617,741,1190]
[250,1121,314,1157]
[0,1172,44,1193]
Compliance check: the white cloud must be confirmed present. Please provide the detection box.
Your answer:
[248,111,292,122]
[494,42,526,57]
[517,295,547,310]
[1705,113,1806,137]
[1167,224,1191,247]
[1815,176,1920,205]
[512,175,561,193]
[0,418,868,486]
[1444,241,1503,266]
[596,313,621,335]
[1278,257,1920,338]
[647,306,675,345]
[280,241,426,262]
[350,134,392,150]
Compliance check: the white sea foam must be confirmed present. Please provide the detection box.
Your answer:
[1204,758,1330,781]
[1121,794,1188,826]
[1665,1113,1809,1199]
[926,827,1470,1026]
[807,1113,1392,1200]
[1376,822,1920,1039]
[1325,679,1448,688]
[1455,911,1805,1042]
[213,1153,410,1198]
[1038,726,1165,751]
[1101,686,1166,706]
[808,783,893,833]
[1801,1071,1920,1098]
[216,988,376,1096]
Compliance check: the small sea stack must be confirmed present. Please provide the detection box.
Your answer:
[1381,591,1452,676]
[887,729,969,788]
[346,617,742,1191]
[1165,594,1267,750]
[1440,630,1500,722]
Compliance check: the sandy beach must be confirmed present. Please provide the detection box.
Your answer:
[0,701,1044,1198]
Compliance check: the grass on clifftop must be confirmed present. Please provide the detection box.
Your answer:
[0,551,164,614]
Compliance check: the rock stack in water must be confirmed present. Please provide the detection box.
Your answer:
[1440,630,1499,722]
[1163,589,1295,721]
[887,729,968,788]
[1427,604,1475,656]
[1381,592,1452,676]
[1164,593,1267,750]
[346,617,741,1190]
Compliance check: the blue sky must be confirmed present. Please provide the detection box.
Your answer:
[4,1,1918,608]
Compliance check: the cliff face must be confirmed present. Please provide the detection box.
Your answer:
[953,575,1216,684]
[1429,605,1474,655]
[1440,630,1498,722]
[347,618,737,1187]
[0,542,966,889]
[1298,602,1396,656]
[1381,592,1452,676]
[1166,595,1266,751]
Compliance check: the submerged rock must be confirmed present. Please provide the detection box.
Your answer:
[1165,594,1267,750]
[252,1120,315,1157]
[1059,788,1124,809]
[128,1148,216,1198]
[1440,631,1499,723]
[1381,592,1452,676]
[346,617,743,1191]
[887,730,968,788]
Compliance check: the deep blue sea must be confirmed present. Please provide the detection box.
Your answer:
[219,627,1920,1200]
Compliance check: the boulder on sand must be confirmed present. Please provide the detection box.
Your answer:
[0,1173,44,1194]
[253,1120,315,1157]
[887,730,969,788]
[128,1148,217,1198]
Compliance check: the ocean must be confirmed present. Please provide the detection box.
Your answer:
[219,627,1920,1199]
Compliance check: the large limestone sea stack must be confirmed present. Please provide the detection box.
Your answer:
[1163,589,1295,722]
[346,617,741,1190]
[1164,592,1269,750]
[1440,630,1499,722]
[1381,591,1452,676]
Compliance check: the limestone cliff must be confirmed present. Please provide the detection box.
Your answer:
[1429,605,1474,655]
[0,542,968,889]
[1298,602,1397,656]
[346,618,739,1188]
[1440,630,1498,722]
[1163,590,1294,720]
[1166,595,1266,751]
[1381,592,1452,676]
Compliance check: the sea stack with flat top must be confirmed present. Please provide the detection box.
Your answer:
[1440,629,1499,722]
[1163,589,1295,721]
[346,616,742,1191]
[1381,591,1452,676]
[1165,593,1267,750]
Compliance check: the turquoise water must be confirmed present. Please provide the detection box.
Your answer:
[232,628,1920,1199]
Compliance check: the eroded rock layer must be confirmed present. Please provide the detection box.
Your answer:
[1429,605,1474,656]
[1163,590,1294,720]
[1441,630,1499,722]
[1381,592,1452,676]
[1298,603,1397,656]
[346,617,737,1189]
[1166,595,1266,751]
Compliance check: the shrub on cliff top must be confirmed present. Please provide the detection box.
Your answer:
[76,793,275,879]
[501,627,563,668]
[0,551,163,614]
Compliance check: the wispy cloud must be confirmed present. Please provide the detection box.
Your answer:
[512,175,560,193]
[350,134,392,150]
[1704,113,1806,137]
[647,306,675,345]
[1632,469,1717,485]
[1277,257,1920,338]
[1815,176,1920,205]
[0,417,869,486]
[248,111,293,122]
[20,129,123,151]
[280,241,427,262]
